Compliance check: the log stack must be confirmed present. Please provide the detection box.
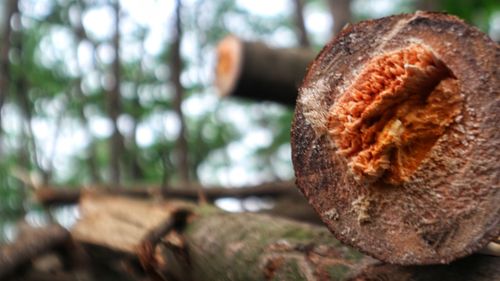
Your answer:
[1,11,499,281]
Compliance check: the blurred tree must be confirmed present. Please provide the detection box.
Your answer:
[293,0,310,47]
[108,0,124,185]
[171,0,190,183]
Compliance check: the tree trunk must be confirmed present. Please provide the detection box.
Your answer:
[327,0,351,36]
[0,0,17,149]
[108,0,124,185]
[71,1,101,183]
[291,12,499,265]
[415,0,438,11]
[171,0,190,183]
[215,36,316,106]
[292,0,310,47]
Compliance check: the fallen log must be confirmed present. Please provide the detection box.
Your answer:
[215,35,316,106]
[72,193,365,281]
[71,192,191,258]
[291,12,499,265]
[35,181,298,206]
[0,225,70,279]
[72,193,500,280]
[348,254,500,281]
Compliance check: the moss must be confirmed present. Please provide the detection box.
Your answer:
[344,249,364,262]
[272,259,306,281]
[282,227,316,241]
[328,264,351,280]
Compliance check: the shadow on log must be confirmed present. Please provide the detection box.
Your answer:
[0,225,70,279]
[349,254,500,281]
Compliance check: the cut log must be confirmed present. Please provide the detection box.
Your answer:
[291,12,499,264]
[170,209,365,281]
[35,181,298,206]
[215,35,316,106]
[71,191,191,257]
[348,254,500,281]
[72,194,365,280]
[72,194,500,280]
[37,183,322,225]
[0,225,70,279]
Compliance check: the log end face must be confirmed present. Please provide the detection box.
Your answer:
[215,35,243,97]
[292,12,500,265]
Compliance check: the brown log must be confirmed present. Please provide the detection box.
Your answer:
[0,225,70,279]
[291,12,499,264]
[35,182,323,224]
[72,194,365,281]
[348,254,500,281]
[34,181,298,206]
[71,192,191,257]
[71,193,500,281]
[215,35,316,106]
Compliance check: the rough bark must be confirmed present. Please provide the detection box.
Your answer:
[0,225,71,279]
[71,194,500,281]
[171,0,190,183]
[72,194,365,281]
[171,210,364,281]
[291,12,499,264]
[215,36,316,106]
[327,0,352,35]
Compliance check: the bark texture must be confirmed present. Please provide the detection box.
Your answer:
[216,36,316,106]
[173,209,364,281]
[0,225,70,279]
[291,12,499,264]
[349,254,500,281]
[71,194,365,281]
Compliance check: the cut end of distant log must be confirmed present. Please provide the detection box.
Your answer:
[215,35,243,98]
[214,35,317,106]
[291,12,499,265]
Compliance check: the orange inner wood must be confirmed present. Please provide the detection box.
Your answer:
[328,45,462,184]
[217,43,234,79]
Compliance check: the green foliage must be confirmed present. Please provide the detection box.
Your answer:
[437,0,500,32]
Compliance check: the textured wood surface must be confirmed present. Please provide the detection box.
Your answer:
[292,12,499,264]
